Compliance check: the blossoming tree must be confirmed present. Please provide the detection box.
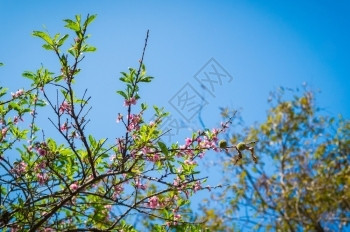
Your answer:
[0,15,238,231]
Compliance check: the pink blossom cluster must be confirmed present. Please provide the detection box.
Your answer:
[42,228,54,232]
[33,142,48,156]
[13,226,53,232]
[127,114,141,131]
[11,161,27,175]
[37,147,47,156]
[177,146,194,157]
[13,116,23,124]
[146,153,160,162]
[60,122,70,132]
[198,136,217,151]
[148,196,160,209]
[193,180,202,192]
[70,182,79,191]
[123,97,137,107]
[34,161,46,172]
[1,128,8,139]
[135,178,147,190]
[184,159,196,166]
[59,101,72,114]
[116,113,123,123]
[185,137,193,146]
[37,173,48,185]
[113,184,124,199]
[142,146,154,155]
[173,176,182,187]
[104,204,112,211]
[11,89,24,98]
[166,209,182,226]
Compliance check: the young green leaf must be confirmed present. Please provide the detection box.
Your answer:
[57,34,69,47]
[64,19,80,31]
[116,91,127,99]
[158,141,168,156]
[32,31,53,45]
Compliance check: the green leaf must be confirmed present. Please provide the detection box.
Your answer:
[42,44,54,50]
[140,76,154,82]
[88,134,96,147]
[0,62,3,66]
[116,91,127,99]
[57,34,69,47]
[141,103,147,110]
[158,141,168,156]
[32,31,53,45]
[75,15,81,24]
[83,46,96,52]
[22,71,36,80]
[68,47,76,57]
[64,19,80,31]
[85,14,97,26]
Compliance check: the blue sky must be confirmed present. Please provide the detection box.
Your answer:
[1,0,349,181]
[1,0,349,175]
[1,1,349,139]
[1,0,349,228]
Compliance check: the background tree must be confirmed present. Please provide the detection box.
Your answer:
[0,15,233,232]
[200,87,350,231]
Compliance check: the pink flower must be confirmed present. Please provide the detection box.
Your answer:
[37,148,47,156]
[1,128,8,138]
[43,228,54,232]
[124,97,137,107]
[110,154,116,161]
[148,196,159,209]
[135,178,147,190]
[193,180,202,192]
[34,161,46,172]
[11,161,27,175]
[59,101,71,114]
[173,176,181,187]
[13,116,23,124]
[152,153,160,162]
[173,213,181,225]
[37,173,48,185]
[184,159,196,165]
[10,226,19,232]
[114,185,124,195]
[147,153,160,162]
[116,113,123,123]
[70,183,79,191]
[185,138,192,146]
[60,122,70,132]
[11,89,24,98]
[142,147,153,155]
[212,128,219,135]
[127,114,141,131]
[104,204,112,211]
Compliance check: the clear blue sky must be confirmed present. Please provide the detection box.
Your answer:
[1,1,349,140]
[1,0,349,228]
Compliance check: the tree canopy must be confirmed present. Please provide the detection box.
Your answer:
[200,87,350,231]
